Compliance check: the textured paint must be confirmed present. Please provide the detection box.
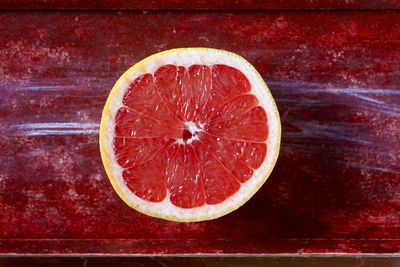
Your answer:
[0,0,400,10]
[1,11,400,254]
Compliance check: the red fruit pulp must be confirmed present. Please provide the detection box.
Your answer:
[113,64,268,208]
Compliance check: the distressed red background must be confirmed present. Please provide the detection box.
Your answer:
[1,8,400,254]
[1,0,400,10]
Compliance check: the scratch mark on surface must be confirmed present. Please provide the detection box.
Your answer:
[359,165,400,175]
[13,85,76,91]
[9,122,99,136]
[269,80,400,118]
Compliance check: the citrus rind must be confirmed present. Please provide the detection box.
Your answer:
[99,48,281,222]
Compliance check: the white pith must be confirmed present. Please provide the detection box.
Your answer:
[100,48,281,222]
[176,121,202,145]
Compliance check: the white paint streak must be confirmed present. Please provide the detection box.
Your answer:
[14,85,75,91]
[10,122,99,136]
[360,165,400,175]
[269,81,400,94]
[270,80,400,118]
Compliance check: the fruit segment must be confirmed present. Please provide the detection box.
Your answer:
[123,73,183,127]
[193,140,241,205]
[188,65,212,122]
[199,133,266,183]
[166,145,206,208]
[115,107,181,138]
[209,94,259,122]
[114,137,175,169]
[123,144,179,202]
[122,74,159,113]
[123,154,167,202]
[205,106,268,142]
[204,65,251,118]
[154,65,194,121]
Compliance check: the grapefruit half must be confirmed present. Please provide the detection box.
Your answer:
[100,48,281,222]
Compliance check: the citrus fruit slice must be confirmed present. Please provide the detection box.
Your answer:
[100,48,281,222]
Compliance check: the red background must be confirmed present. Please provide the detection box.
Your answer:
[1,3,400,254]
[1,0,400,10]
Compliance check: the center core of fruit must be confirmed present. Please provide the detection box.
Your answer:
[182,129,192,141]
[181,121,202,144]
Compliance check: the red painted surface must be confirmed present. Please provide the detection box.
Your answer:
[1,11,400,254]
[0,0,400,10]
